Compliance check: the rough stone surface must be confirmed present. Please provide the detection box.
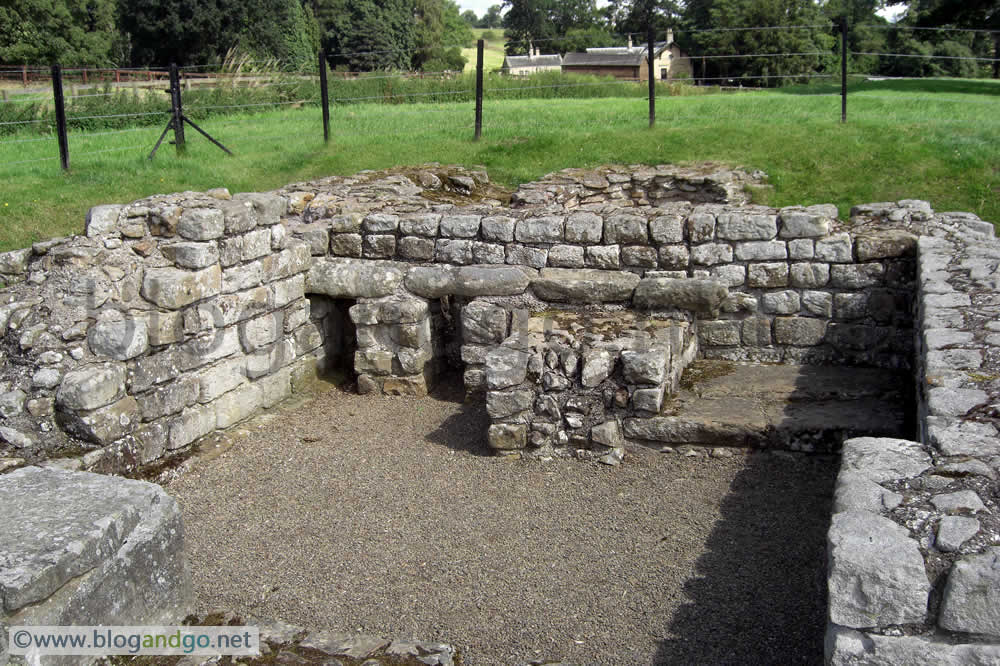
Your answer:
[530,268,639,303]
[938,547,1000,637]
[633,278,728,312]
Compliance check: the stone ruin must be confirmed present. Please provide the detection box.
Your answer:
[0,163,998,664]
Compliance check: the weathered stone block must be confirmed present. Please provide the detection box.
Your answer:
[604,213,647,244]
[856,230,918,261]
[215,383,263,429]
[632,386,665,413]
[488,423,526,450]
[454,266,530,296]
[241,228,272,262]
[735,241,786,261]
[363,234,396,259]
[835,293,869,320]
[440,214,480,238]
[802,290,833,317]
[60,396,139,444]
[621,246,657,267]
[747,262,788,288]
[85,204,124,237]
[88,316,150,360]
[686,211,715,243]
[778,207,832,238]
[485,347,530,390]
[56,364,125,411]
[162,242,219,269]
[307,259,403,298]
[698,320,740,346]
[435,239,475,264]
[462,301,508,344]
[774,317,827,346]
[363,212,399,233]
[658,245,688,270]
[787,238,814,260]
[222,260,262,293]
[815,233,853,262]
[480,215,515,242]
[472,241,506,264]
[565,212,603,243]
[168,404,216,449]
[329,233,363,257]
[137,377,198,422]
[650,214,685,243]
[404,265,456,298]
[586,245,620,269]
[217,199,257,233]
[830,263,885,289]
[142,265,222,309]
[634,278,728,313]
[515,216,564,243]
[548,244,586,268]
[717,212,778,240]
[399,213,441,237]
[710,264,745,287]
[691,243,733,266]
[196,357,247,403]
[398,237,435,261]
[177,207,225,240]
[506,244,547,269]
[742,317,772,346]
[486,390,534,419]
[790,262,829,288]
[532,268,639,303]
[621,350,668,385]
[581,349,615,387]
[234,192,287,225]
[762,290,800,315]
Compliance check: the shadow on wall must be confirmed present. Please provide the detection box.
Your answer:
[655,449,837,664]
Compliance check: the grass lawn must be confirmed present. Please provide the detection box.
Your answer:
[0,78,997,252]
[462,28,507,73]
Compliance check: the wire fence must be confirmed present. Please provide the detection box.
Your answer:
[0,20,997,174]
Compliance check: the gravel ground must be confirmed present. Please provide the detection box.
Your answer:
[167,378,837,666]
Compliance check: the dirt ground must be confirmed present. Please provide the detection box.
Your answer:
[167,378,837,665]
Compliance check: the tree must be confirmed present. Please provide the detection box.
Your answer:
[413,0,473,70]
[315,0,416,70]
[230,0,321,69]
[501,0,604,54]
[479,4,503,28]
[889,0,1000,77]
[461,9,478,25]
[118,0,232,66]
[0,0,117,66]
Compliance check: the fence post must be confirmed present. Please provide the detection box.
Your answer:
[51,64,70,171]
[841,17,848,123]
[319,50,330,143]
[474,39,484,141]
[22,65,27,87]
[647,26,655,127]
[168,63,186,155]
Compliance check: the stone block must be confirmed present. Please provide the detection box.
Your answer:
[621,246,657,267]
[787,239,814,260]
[747,262,789,288]
[686,211,715,243]
[404,265,456,298]
[762,290,800,315]
[565,212,603,243]
[698,320,740,346]
[218,236,244,266]
[480,215,516,242]
[85,204,124,237]
[586,245,620,269]
[363,234,396,259]
[735,241,786,261]
[329,233,363,257]
[835,293,869,320]
[658,245,688,270]
[581,349,615,387]
[217,199,257,233]
[241,228,272,261]
[515,216,564,243]
[532,268,639,303]
[138,377,199,421]
[233,192,287,225]
[506,244,548,269]
[439,214,480,238]
[691,243,733,266]
[649,214,685,244]
[802,291,833,317]
[472,242,505,264]
[856,231,918,261]
[215,383,263,429]
[271,274,305,308]
[634,278,728,313]
[88,316,149,360]
[486,390,534,419]
[452,266,531,297]
[307,259,403,298]
[60,396,139,444]
[485,347,530,390]
[398,237,435,261]
[399,213,441,237]
[435,239,475,264]
[815,233,853,262]
[830,263,885,289]
[196,357,247,403]
[778,207,832,238]
[141,265,222,309]
[604,213,648,244]
[362,212,399,233]
[168,404,216,449]
[716,212,778,240]
[548,244,586,268]
[162,242,219,269]
[825,626,1000,666]
[462,301,508,344]
[790,262,829,288]
[632,386,665,413]
[621,350,668,385]
[222,260,262,293]
[774,317,827,346]
[742,317,772,346]
[177,207,225,240]
[56,364,125,411]
[488,423,527,450]
[710,264,745,287]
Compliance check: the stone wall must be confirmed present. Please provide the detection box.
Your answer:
[824,205,1000,664]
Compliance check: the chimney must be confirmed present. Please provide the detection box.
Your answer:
[667,29,674,45]
[627,34,632,49]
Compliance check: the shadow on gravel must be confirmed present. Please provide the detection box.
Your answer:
[424,374,492,456]
[654,451,837,665]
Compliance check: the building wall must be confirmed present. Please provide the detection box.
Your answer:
[562,65,639,80]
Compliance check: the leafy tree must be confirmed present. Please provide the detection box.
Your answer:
[461,9,478,25]
[118,0,232,66]
[889,0,1000,77]
[502,0,604,54]
[558,27,618,53]
[231,0,322,69]
[316,0,416,70]
[479,4,503,28]
[0,0,117,66]
[413,0,473,70]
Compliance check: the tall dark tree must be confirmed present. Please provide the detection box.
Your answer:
[118,0,233,65]
[892,0,1000,77]
[501,0,604,54]
[0,0,117,65]
[316,0,416,70]
[478,4,503,28]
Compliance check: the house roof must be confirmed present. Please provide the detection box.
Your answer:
[566,42,669,67]
[503,55,563,69]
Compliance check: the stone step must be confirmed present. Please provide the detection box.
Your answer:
[624,361,912,452]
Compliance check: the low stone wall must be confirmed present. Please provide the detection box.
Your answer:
[824,206,1000,663]
[0,466,191,665]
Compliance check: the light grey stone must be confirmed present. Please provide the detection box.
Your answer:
[735,240,786,261]
[505,244,547,269]
[686,211,715,242]
[138,377,198,421]
[747,262,789,288]
[833,471,903,513]
[621,245,657,267]
[827,510,931,628]
[241,228,271,261]
[61,396,139,444]
[802,291,833,317]
[604,213,648,244]
[935,459,996,480]
[88,317,149,361]
[547,244,585,268]
[773,317,827,346]
[591,420,624,448]
[0,466,190,633]
[215,383,263,429]
[400,213,441,237]
[632,386,665,413]
[936,516,980,552]
[307,259,403,298]
[439,214,480,238]
[581,349,615,387]
[778,207,831,238]
[56,364,125,411]
[329,233,362,257]
[698,320,741,346]
[830,263,885,289]
[85,205,124,237]
[790,262,829,288]
[931,490,987,514]
[233,192,286,225]
[362,212,399,233]
[485,347,530,390]
[461,301,508,344]
[741,316,772,346]
[649,215,684,243]
[486,390,534,419]
[472,242,505,264]
[435,239,475,264]
[658,245,688,270]
[856,231,918,261]
[938,547,1000,637]
[815,233,853,262]
[716,212,778,240]
[709,264,745,287]
[787,239,814,260]
[488,423,526,450]
[0,427,36,449]
[634,278,728,312]
[762,291,800,315]
[690,243,733,266]
[840,436,932,483]
[515,216,564,243]
[362,234,396,259]
[531,268,639,303]
[480,215,515,242]
[586,245,621,269]
[927,387,989,417]
[141,265,222,309]
[168,404,216,449]
[621,350,667,385]
[825,626,1000,666]
[177,207,225,240]
[161,242,219,269]
[31,368,62,390]
[924,328,975,350]
[404,266,457,298]
[453,266,531,296]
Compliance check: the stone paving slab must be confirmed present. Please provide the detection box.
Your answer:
[625,361,910,451]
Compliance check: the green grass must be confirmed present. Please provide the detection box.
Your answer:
[0,78,997,253]
[462,28,507,73]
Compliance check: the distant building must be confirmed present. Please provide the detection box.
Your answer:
[562,31,692,81]
[502,46,563,76]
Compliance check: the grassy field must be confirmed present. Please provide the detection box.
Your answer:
[462,28,507,73]
[0,78,997,252]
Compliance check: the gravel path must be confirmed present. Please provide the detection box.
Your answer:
[167,379,836,665]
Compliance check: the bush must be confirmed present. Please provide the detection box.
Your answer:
[481,30,498,42]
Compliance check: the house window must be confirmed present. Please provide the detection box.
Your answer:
[661,68,667,80]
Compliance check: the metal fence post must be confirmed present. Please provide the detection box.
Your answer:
[648,26,655,127]
[319,50,330,143]
[841,17,848,123]
[51,64,69,171]
[169,63,186,155]
[475,39,484,141]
